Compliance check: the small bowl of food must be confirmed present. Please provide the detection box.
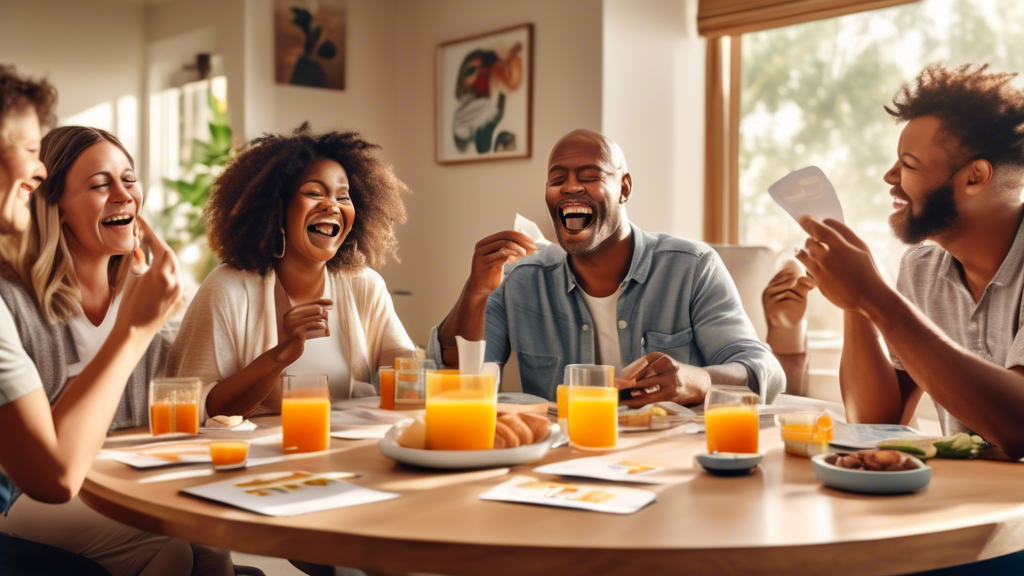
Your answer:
[695,452,762,476]
[811,450,931,494]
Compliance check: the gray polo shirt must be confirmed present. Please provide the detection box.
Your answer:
[890,217,1024,437]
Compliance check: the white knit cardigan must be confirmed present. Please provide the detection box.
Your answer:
[166,264,415,413]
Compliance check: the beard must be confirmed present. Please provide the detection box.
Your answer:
[889,179,959,244]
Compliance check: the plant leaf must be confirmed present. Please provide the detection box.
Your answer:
[317,40,337,59]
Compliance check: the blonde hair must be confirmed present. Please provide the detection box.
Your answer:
[6,126,134,323]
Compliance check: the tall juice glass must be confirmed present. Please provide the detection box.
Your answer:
[282,374,331,453]
[425,372,496,450]
[566,365,617,450]
[379,367,396,410]
[149,378,201,436]
[556,384,569,430]
[704,386,760,454]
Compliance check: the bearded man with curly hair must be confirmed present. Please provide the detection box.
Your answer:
[795,64,1024,460]
[167,123,415,418]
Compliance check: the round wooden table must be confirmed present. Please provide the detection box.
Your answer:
[81,400,1024,576]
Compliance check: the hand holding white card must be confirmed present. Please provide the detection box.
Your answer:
[768,166,845,224]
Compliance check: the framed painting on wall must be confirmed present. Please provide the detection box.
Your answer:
[274,0,346,90]
[436,23,533,164]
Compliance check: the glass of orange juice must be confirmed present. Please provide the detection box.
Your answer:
[566,365,617,450]
[149,378,201,436]
[282,374,331,453]
[378,367,396,410]
[209,441,250,470]
[424,372,496,450]
[556,383,569,430]
[704,386,760,454]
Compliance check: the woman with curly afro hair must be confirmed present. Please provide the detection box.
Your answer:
[167,123,415,418]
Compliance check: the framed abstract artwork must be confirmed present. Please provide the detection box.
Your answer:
[274,0,346,90]
[436,23,533,164]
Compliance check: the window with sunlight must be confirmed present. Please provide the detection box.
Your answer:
[740,0,1024,332]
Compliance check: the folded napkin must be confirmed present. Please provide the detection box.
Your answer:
[203,415,257,432]
[456,336,501,385]
[513,213,553,250]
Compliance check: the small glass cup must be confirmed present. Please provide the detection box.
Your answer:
[281,374,330,453]
[556,383,569,431]
[394,358,437,407]
[149,378,202,436]
[704,386,760,454]
[378,367,396,410]
[565,365,617,450]
[424,372,497,450]
[777,411,833,457]
[209,441,250,470]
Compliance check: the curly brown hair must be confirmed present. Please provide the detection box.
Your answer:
[885,63,1024,170]
[205,123,408,275]
[0,64,57,137]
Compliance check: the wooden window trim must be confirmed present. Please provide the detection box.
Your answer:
[701,0,919,244]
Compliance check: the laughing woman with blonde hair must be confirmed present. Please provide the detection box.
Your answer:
[0,113,235,574]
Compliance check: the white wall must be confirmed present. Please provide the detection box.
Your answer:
[381,0,605,347]
[0,0,146,165]
[603,0,705,240]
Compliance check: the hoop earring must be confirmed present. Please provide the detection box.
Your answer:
[274,227,286,258]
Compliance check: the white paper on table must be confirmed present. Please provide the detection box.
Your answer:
[330,409,412,429]
[513,213,552,249]
[330,425,393,440]
[182,470,399,517]
[100,435,286,470]
[829,422,927,451]
[768,166,845,225]
[533,456,668,485]
[479,475,656,514]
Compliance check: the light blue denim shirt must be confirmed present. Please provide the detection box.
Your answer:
[429,223,784,403]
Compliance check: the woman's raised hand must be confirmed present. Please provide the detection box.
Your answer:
[274,299,333,365]
[115,217,184,340]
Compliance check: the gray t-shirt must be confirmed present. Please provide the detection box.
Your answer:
[890,218,1024,437]
[0,295,43,515]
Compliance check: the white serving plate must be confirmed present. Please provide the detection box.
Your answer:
[811,453,931,494]
[377,420,564,470]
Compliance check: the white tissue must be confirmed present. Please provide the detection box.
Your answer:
[514,213,552,249]
[456,336,501,387]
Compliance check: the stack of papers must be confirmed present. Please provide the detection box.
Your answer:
[479,475,656,514]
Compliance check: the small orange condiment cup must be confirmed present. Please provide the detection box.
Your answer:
[209,441,250,471]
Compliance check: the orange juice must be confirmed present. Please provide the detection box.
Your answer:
[209,441,249,469]
[150,402,173,436]
[379,369,396,410]
[282,397,331,452]
[568,386,618,449]
[778,412,833,457]
[705,405,759,453]
[425,389,496,450]
[174,402,199,434]
[556,385,569,423]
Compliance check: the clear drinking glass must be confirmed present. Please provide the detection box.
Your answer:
[565,364,617,450]
[281,374,330,453]
[149,377,202,436]
[394,358,437,407]
[209,441,250,470]
[424,372,497,450]
[704,386,760,454]
[378,367,396,410]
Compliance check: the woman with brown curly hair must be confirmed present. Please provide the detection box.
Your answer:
[168,123,414,417]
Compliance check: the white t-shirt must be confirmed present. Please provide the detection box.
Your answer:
[280,274,352,401]
[66,294,122,378]
[580,285,624,373]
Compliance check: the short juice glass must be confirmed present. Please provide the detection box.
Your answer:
[777,411,833,457]
[379,367,396,410]
[425,372,497,450]
[281,374,330,453]
[149,378,201,436]
[209,441,250,470]
[566,365,617,450]
[704,386,760,454]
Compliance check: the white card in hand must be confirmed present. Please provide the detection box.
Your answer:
[768,166,844,224]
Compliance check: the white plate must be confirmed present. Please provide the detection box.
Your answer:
[377,420,564,470]
[811,453,931,494]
